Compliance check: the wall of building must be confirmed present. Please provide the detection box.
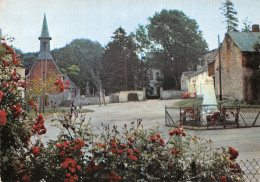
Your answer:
[188,71,213,97]
[160,88,184,99]
[29,60,61,95]
[180,75,187,91]
[214,34,244,101]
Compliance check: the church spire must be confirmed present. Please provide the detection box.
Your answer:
[39,14,51,39]
[36,14,53,61]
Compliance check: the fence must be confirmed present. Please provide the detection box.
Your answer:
[165,105,260,129]
[239,159,260,182]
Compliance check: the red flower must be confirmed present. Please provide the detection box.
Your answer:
[149,136,156,142]
[128,138,134,143]
[0,91,3,102]
[54,79,65,92]
[70,167,76,173]
[56,144,61,149]
[169,131,174,136]
[228,147,239,160]
[28,100,35,106]
[34,105,38,111]
[120,144,127,149]
[32,146,40,155]
[62,161,69,169]
[134,148,140,153]
[76,165,81,170]
[0,110,7,125]
[127,149,133,156]
[65,80,71,84]
[220,176,227,182]
[20,81,27,88]
[22,173,30,181]
[117,149,125,155]
[66,173,71,177]
[2,82,8,87]
[128,155,138,161]
[11,104,22,117]
[60,150,66,156]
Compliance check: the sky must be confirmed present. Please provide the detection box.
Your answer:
[0,0,259,53]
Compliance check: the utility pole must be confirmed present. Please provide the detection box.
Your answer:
[218,35,222,101]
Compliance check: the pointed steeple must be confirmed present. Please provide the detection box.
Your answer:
[39,14,51,39]
[36,14,53,61]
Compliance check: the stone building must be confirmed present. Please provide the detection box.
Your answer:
[214,25,260,101]
[28,15,80,106]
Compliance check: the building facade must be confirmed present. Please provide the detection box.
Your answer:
[214,27,260,101]
[28,15,80,106]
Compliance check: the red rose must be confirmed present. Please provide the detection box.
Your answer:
[11,104,22,117]
[0,110,7,125]
[134,148,140,153]
[66,173,71,177]
[70,168,76,173]
[62,162,69,169]
[220,176,227,182]
[28,100,35,106]
[54,79,65,92]
[32,146,40,155]
[120,144,127,149]
[76,165,81,170]
[0,91,3,102]
[60,150,65,156]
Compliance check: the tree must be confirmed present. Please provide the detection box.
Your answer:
[101,27,140,94]
[134,9,208,89]
[220,0,239,31]
[241,17,252,32]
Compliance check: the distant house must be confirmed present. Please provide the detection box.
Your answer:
[214,25,260,101]
[185,49,217,97]
[181,71,194,92]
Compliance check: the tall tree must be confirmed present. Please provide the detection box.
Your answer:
[133,9,208,89]
[101,27,140,94]
[241,17,252,32]
[220,0,239,31]
[53,39,104,94]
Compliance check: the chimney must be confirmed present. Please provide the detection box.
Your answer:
[252,24,259,32]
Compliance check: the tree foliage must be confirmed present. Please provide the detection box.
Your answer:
[220,0,239,32]
[133,9,208,89]
[241,17,252,32]
[101,27,140,94]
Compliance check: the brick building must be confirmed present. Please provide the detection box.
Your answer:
[28,15,80,106]
[214,25,260,102]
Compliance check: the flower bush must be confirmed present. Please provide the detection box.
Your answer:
[0,38,244,181]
